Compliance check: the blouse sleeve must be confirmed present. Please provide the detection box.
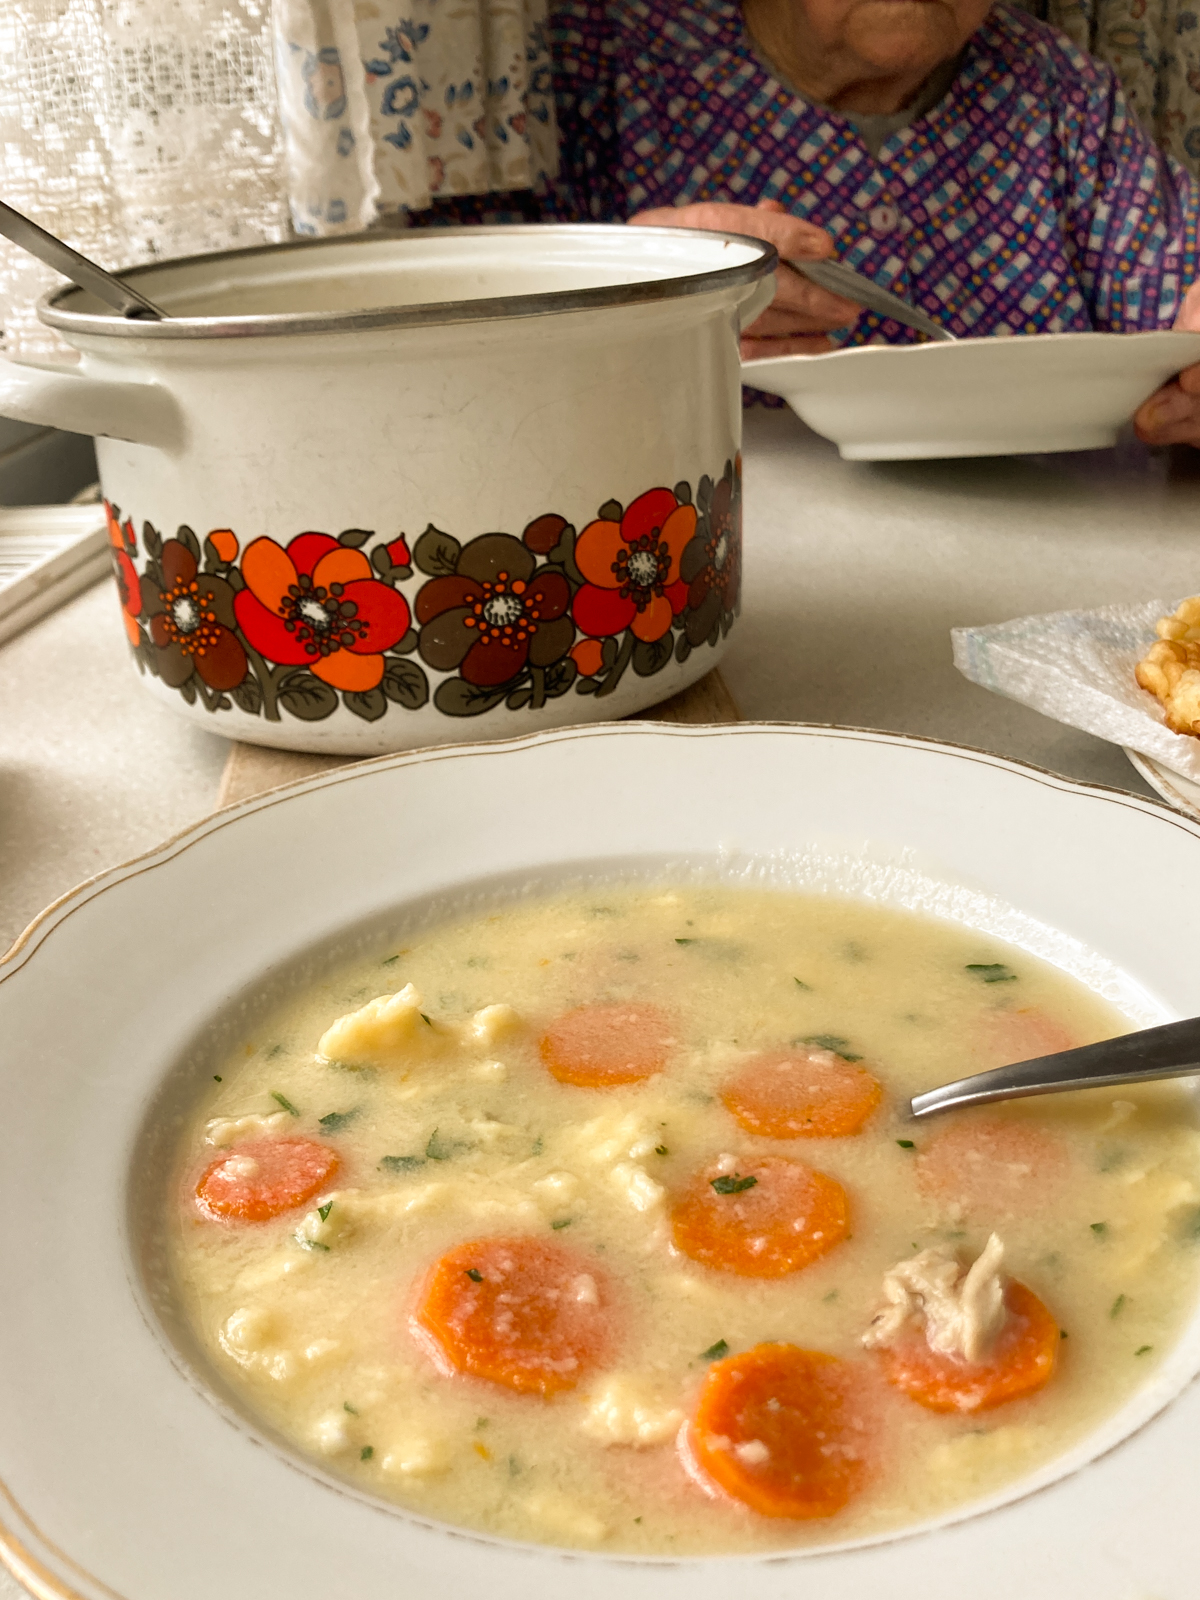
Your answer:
[541,0,624,222]
[1056,56,1200,330]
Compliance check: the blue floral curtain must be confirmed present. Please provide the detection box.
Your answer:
[272,0,558,235]
[1020,0,1200,172]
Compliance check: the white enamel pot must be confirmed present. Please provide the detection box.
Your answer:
[0,226,775,753]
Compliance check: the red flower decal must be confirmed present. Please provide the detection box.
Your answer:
[235,533,410,693]
[572,488,694,644]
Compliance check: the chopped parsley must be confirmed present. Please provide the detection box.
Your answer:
[267,1043,284,1058]
[711,1173,757,1195]
[318,1109,359,1132]
[271,1091,300,1116]
[296,1237,329,1252]
[675,937,695,945]
[531,1135,544,1156]
[419,1012,432,1026]
[655,1144,669,1156]
[465,1268,484,1283]
[360,1446,374,1461]
[896,1139,915,1149]
[801,1034,862,1061]
[701,1339,729,1361]
[318,1201,334,1222]
[425,1128,453,1161]
[212,1075,222,1082]
[380,1154,425,1173]
[823,1290,838,1303]
[344,1401,358,1415]
[381,954,400,965]
[1136,1345,1153,1356]
[1090,1221,1108,1235]
[793,977,812,991]
[965,963,1017,983]
[1110,1294,1126,1318]
[551,1218,573,1230]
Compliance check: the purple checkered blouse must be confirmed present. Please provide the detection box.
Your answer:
[529,0,1199,344]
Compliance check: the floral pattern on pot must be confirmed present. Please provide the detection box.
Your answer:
[140,534,248,695]
[101,462,739,726]
[680,456,742,653]
[414,528,577,716]
[105,501,142,649]
[235,531,411,694]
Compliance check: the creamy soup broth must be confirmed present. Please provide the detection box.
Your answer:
[169,886,1200,1553]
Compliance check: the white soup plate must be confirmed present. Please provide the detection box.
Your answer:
[2,723,1200,1600]
[1125,745,1200,822]
[747,329,1200,459]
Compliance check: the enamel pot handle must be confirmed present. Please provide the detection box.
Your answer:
[0,354,183,450]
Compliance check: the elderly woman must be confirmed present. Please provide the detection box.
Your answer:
[512,0,1200,446]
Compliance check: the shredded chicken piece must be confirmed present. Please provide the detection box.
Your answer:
[862,1233,1006,1363]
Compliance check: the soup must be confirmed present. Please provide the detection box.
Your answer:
[168,886,1200,1553]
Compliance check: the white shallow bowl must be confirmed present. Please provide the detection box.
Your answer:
[3,724,1200,1600]
[746,329,1200,459]
[1125,746,1200,822]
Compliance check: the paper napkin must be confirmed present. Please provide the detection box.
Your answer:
[952,597,1200,785]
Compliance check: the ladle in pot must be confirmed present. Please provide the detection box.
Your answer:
[911,1015,1200,1118]
[0,200,166,321]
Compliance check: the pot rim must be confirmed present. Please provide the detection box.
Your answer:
[38,224,778,342]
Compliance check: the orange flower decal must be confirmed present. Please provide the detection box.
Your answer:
[234,532,410,693]
[104,500,141,646]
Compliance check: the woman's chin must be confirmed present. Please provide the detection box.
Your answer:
[844,0,961,74]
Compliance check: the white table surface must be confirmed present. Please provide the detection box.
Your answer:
[1,407,1197,1596]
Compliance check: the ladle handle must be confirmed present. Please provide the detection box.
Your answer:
[910,1015,1200,1119]
[0,201,165,320]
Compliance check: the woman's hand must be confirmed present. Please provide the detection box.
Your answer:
[628,198,860,358]
[1135,280,1200,447]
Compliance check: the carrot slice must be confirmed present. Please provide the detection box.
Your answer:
[539,1001,673,1087]
[721,1046,882,1138]
[875,1280,1059,1413]
[688,1343,867,1518]
[981,1007,1077,1068]
[195,1137,339,1222]
[414,1236,610,1395]
[916,1116,1069,1217]
[671,1156,849,1277]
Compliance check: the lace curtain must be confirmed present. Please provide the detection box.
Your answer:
[1021,0,1200,172]
[0,0,289,357]
[0,0,557,360]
